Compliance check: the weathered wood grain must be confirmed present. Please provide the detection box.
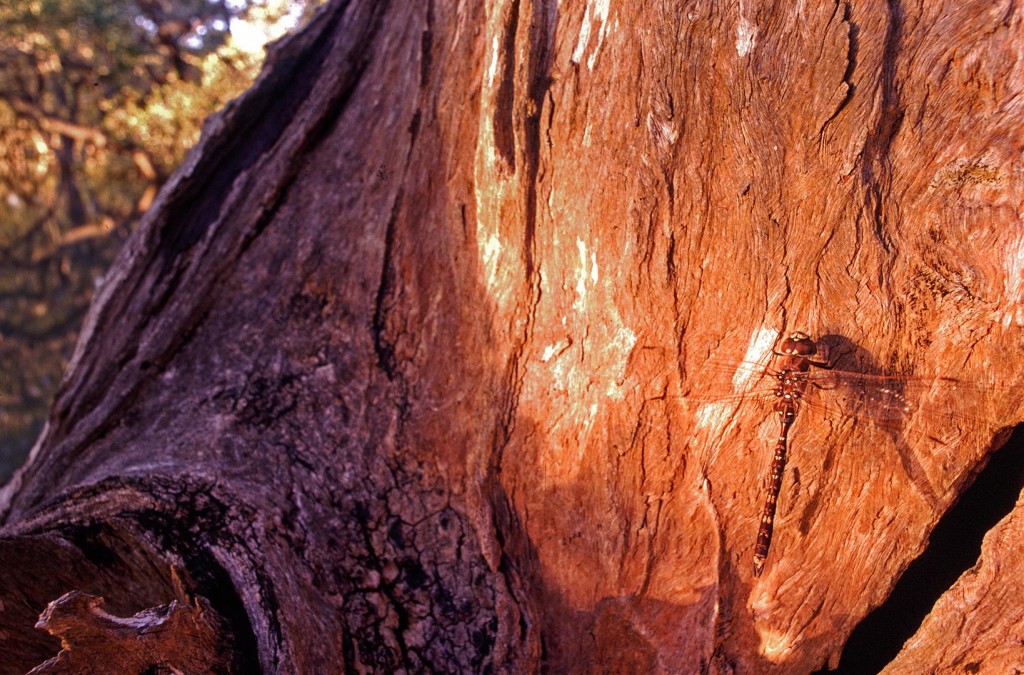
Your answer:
[1,0,1022,671]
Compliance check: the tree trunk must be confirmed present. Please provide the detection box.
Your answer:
[2,0,1023,672]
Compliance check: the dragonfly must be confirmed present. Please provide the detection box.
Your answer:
[750,331,831,577]
[648,330,1000,578]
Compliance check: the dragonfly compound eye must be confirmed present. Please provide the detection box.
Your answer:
[782,333,818,356]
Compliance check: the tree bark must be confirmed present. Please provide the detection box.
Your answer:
[2,0,1023,672]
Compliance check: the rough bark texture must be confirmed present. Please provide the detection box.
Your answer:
[1,0,1023,672]
[885,489,1024,673]
[28,589,228,674]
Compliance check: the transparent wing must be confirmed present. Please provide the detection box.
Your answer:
[805,369,1004,430]
[654,358,1005,435]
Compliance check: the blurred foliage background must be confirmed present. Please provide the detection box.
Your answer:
[0,0,324,483]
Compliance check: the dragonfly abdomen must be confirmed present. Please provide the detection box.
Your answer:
[752,403,797,577]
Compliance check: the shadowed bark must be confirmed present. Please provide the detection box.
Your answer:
[1,0,1023,672]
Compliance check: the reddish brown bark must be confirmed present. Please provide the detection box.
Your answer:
[1,0,1023,672]
[28,590,227,674]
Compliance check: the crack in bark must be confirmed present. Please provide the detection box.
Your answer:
[817,1,859,141]
[420,0,435,89]
[492,0,522,172]
[372,188,405,382]
[860,0,906,254]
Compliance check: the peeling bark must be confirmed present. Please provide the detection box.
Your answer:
[28,590,227,674]
[1,0,1023,672]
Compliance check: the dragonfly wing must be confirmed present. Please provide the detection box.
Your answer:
[806,370,1004,439]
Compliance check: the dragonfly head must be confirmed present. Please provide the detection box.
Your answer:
[780,332,818,357]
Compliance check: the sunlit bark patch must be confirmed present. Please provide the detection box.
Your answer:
[756,625,797,663]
